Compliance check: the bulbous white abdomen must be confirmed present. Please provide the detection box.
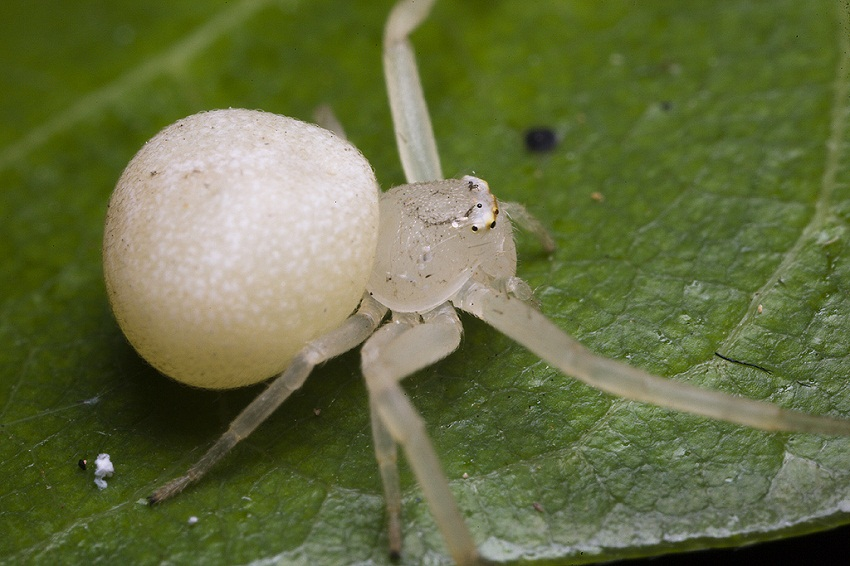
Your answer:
[103,109,380,389]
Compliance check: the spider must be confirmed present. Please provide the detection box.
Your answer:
[102,0,850,563]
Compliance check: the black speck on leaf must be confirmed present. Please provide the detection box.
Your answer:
[524,127,558,152]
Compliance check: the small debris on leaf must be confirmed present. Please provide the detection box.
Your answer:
[93,453,114,490]
[524,127,558,152]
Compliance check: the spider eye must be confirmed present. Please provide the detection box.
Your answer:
[490,221,496,229]
[471,225,479,232]
[476,203,483,208]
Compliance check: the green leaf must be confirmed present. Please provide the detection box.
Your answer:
[2,0,849,564]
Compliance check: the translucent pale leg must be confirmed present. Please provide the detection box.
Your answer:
[364,320,409,557]
[370,401,404,558]
[383,0,442,183]
[312,104,348,139]
[453,280,850,436]
[501,200,557,254]
[361,304,480,565]
[148,295,387,504]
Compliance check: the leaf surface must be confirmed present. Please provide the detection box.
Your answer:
[1,1,849,564]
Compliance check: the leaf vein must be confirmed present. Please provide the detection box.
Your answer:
[0,0,289,172]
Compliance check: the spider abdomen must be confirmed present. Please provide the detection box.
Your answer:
[103,109,380,389]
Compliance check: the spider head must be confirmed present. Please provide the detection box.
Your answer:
[461,175,499,232]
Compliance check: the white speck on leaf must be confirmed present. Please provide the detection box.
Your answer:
[93,453,114,490]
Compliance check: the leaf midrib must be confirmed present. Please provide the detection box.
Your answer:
[0,0,284,172]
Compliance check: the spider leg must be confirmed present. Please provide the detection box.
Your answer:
[452,280,850,436]
[361,303,480,565]
[501,200,556,254]
[383,0,442,183]
[362,319,410,557]
[148,295,387,504]
[312,104,348,139]
[371,400,404,558]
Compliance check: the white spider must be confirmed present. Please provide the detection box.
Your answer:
[102,1,850,563]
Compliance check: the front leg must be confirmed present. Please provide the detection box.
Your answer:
[361,303,483,565]
[383,0,442,183]
[452,279,850,436]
